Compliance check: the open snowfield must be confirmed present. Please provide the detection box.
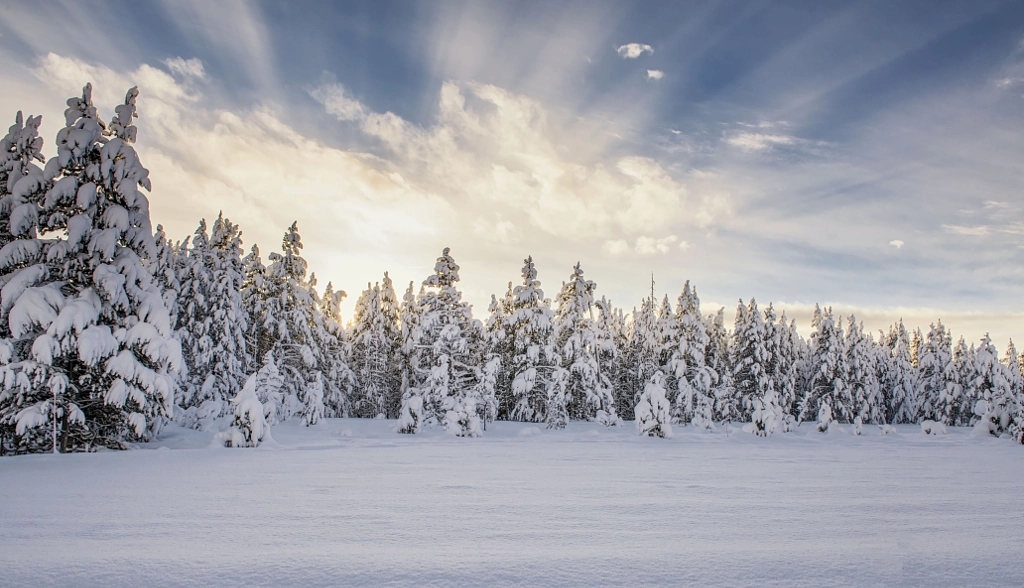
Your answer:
[1,420,1022,587]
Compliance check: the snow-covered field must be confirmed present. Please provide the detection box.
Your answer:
[1,420,1022,587]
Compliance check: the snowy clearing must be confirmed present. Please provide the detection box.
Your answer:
[1,419,1023,587]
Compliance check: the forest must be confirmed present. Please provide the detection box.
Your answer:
[1,84,1022,454]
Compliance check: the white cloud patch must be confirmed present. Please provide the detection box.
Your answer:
[616,43,653,59]
[603,239,630,256]
[309,82,366,122]
[163,57,205,79]
[889,240,904,249]
[646,69,664,80]
[942,224,990,236]
[635,235,678,255]
[726,132,797,152]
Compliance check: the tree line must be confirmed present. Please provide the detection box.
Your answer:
[0,84,1021,453]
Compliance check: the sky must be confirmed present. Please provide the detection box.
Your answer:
[1,0,1023,346]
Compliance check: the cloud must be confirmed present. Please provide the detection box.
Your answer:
[942,224,990,236]
[309,82,366,122]
[616,43,653,59]
[889,240,904,249]
[725,132,797,152]
[310,80,718,241]
[163,57,205,79]
[635,235,678,255]
[646,69,664,80]
[603,239,629,255]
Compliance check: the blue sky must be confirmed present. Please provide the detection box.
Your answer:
[2,0,1023,345]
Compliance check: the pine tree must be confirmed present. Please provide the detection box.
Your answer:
[485,285,514,420]
[259,222,335,425]
[0,85,182,452]
[397,248,487,436]
[705,308,735,427]
[799,306,852,428]
[917,322,951,422]
[350,279,398,418]
[883,320,923,424]
[635,370,673,438]
[972,334,1018,437]
[732,298,771,422]
[0,111,45,257]
[845,316,882,426]
[936,336,968,426]
[221,374,269,448]
[552,263,616,425]
[668,282,717,428]
[506,257,562,424]
[241,243,268,372]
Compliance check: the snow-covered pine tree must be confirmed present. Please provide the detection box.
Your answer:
[351,280,397,418]
[506,257,563,424]
[936,336,968,426]
[771,310,800,422]
[174,213,248,429]
[0,111,46,452]
[668,282,717,428]
[310,276,353,419]
[221,374,268,448]
[593,296,622,420]
[705,307,736,426]
[635,370,673,438]
[241,243,268,371]
[799,306,853,428]
[732,298,771,422]
[485,284,514,420]
[259,222,333,424]
[972,334,1018,437]
[397,248,487,436]
[552,263,616,425]
[0,85,182,452]
[397,280,422,414]
[917,321,951,422]
[882,320,923,424]
[845,316,882,426]
[0,111,45,258]
[146,225,181,327]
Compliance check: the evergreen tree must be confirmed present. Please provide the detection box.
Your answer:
[397,248,487,436]
[635,370,673,438]
[485,285,514,420]
[936,336,969,426]
[506,257,562,424]
[221,374,269,448]
[592,296,623,422]
[972,334,1018,437]
[844,316,882,425]
[260,222,335,424]
[732,298,771,422]
[350,280,397,418]
[799,306,853,428]
[669,282,716,427]
[0,85,182,452]
[705,307,735,427]
[241,243,268,371]
[552,263,616,424]
[917,322,951,422]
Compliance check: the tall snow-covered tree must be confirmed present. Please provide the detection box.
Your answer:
[972,334,1018,437]
[258,222,335,424]
[506,257,563,424]
[241,243,268,371]
[882,320,923,424]
[397,248,488,436]
[732,298,770,422]
[705,307,735,425]
[845,316,882,426]
[485,284,514,420]
[0,85,182,453]
[917,321,951,422]
[350,279,400,418]
[668,282,716,428]
[175,213,248,429]
[799,306,852,428]
[552,263,616,426]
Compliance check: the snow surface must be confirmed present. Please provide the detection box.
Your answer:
[1,420,1022,587]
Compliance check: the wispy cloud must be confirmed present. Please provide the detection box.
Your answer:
[616,43,653,59]
[725,132,797,152]
[889,240,904,249]
[942,224,990,236]
[163,57,205,79]
[646,69,664,80]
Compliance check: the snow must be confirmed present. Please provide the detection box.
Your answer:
[1,419,1021,587]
